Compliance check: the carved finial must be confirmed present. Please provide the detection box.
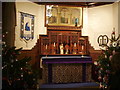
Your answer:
[112,27,115,34]
[111,28,115,40]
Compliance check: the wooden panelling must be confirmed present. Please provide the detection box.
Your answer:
[17,40,40,68]
[35,2,114,8]
[90,50,102,61]
[18,39,101,67]
[89,43,102,61]
[39,30,89,55]
[17,37,101,69]
[47,26,82,31]
[18,28,101,67]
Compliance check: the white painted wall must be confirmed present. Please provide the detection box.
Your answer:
[113,2,118,35]
[83,4,114,50]
[118,2,120,34]
[15,1,47,49]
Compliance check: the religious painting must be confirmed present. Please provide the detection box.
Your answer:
[20,12,34,41]
[71,8,81,26]
[46,5,58,24]
[47,7,58,24]
[60,8,70,24]
[45,5,83,27]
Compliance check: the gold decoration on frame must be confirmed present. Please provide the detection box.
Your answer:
[45,5,83,27]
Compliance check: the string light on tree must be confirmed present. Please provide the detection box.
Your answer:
[96,28,120,89]
[2,44,40,89]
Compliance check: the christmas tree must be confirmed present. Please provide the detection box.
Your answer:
[95,30,120,89]
[2,33,40,89]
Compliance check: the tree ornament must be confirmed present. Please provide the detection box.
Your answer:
[2,34,5,37]
[5,32,8,34]
[21,74,23,77]
[112,41,117,47]
[109,55,112,60]
[11,59,14,63]
[112,50,116,55]
[2,46,39,89]
[105,55,107,58]
[21,68,23,70]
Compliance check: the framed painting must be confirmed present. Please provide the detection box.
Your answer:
[45,5,83,27]
[20,12,34,41]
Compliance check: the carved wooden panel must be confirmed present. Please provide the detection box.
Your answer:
[39,30,89,55]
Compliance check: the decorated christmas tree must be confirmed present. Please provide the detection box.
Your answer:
[95,30,120,89]
[2,32,40,89]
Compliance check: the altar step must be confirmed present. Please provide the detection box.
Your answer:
[40,82,99,89]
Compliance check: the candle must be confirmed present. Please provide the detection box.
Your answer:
[54,42,55,47]
[46,45,48,49]
[104,39,106,45]
[82,45,84,50]
[100,39,102,45]
[40,58,43,68]
[74,43,76,47]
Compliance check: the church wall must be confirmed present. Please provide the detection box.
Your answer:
[15,1,46,50]
[15,2,119,50]
[83,4,114,50]
[113,2,118,36]
[118,2,120,34]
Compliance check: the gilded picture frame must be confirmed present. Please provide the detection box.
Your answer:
[45,5,83,27]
